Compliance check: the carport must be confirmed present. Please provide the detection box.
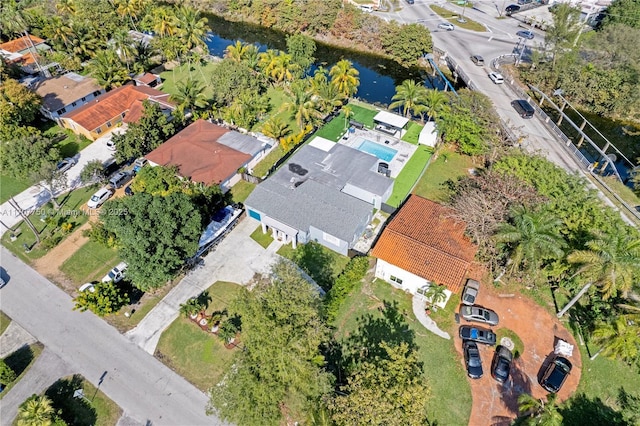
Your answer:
[373,111,409,137]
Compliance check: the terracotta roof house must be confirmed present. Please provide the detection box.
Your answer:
[145,119,270,192]
[0,35,50,74]
[59,84,174,141]
[29,72,105,123]
[133,72,161,88]
[244,137,394,255]
[371,194,478,296]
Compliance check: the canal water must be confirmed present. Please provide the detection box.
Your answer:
[205,14,448,106]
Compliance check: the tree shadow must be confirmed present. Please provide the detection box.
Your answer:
[4,344,34,377]
[45,374,97,426]
[293,241,335,291]
[559,392,626,426]
[497,356,533,416]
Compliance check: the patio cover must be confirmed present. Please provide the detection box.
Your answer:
[373,111,409,129]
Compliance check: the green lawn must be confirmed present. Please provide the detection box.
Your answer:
[160,62,220,99]
[252,145,285,178]
[1,186,96,262]
[60,240,119,285]
[0,311,11,336]
[401,122,423,145]
[412,146,476,202]
[264,86,299,134]
[332,279,471,425]
[312,112,349,142]
[0,174,30,204]
[430,5,487,32]
[348,102,379,128]
[40,121,93,158]
[386,145,433,207]
[0,342,44,400]
[250,225,274,248]
[155,281,244,391]
[278,242,351,290]
[230,180,256,204]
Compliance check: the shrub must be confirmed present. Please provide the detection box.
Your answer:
[324,256,369,321]
[82,222,117,248]
[40,234,62,250]
[0,359,16,384]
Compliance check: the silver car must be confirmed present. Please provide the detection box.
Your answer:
[461,279,480,305]
[438,22,455,31]
[460,305,499,326]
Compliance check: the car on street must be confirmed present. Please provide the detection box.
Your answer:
[459,325,497,345]
[438,22,455,31]
[491,345,513,383]
[488,72,505,84]
[461,279,480,305]
[57,158,76,173]
[512,99,535,118]
[539,356,572,393]
[106,139,116,151]
[463,341,483,379]
[87,187,113,209]
[517,30,535,39]
[102,262,128,283]
[505,4,521,13]
[460,305,499,326]
[470,55,485,66]
[79,282,96,293]
[109,171,133,189]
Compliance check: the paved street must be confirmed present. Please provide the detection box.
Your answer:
[127,216,281,354]
[0,246,224,426]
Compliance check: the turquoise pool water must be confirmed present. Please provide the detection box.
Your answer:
[357,140,398,162]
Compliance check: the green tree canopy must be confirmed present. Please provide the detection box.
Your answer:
[601,0,640,29]
[0,78,42,127]
[287,33,317,72]
[73,281,130,317]
[0,133,58,181]
[382,22,433,66]
[0,359,16,384]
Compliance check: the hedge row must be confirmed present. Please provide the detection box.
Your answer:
[324,256,370,321]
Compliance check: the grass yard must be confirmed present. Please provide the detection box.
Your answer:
[250,225,274,248]
[278,242,351,290]
[312,112,348,142]
[45,374,122,426]
[160,62,219,99]
[40,121,93,158]
[401,122,423,145]
[347,102,380,129]
[264,86,299,134]
[430,5,487,32]
[386,145,433,207]
[60,240,119,285]
[0,342,44,399]
[332,279,471,425]
[252,145,285,178]
[495,328,524,358]
[412,146,476,202]
[0,174,30,204]
[155,281,244,391]
[0,311,11,336]
[230,180,256,204]
[1,186,95,263]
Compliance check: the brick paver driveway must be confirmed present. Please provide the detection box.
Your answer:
[454,284,581,426]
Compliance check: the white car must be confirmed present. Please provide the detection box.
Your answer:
[79,282,96,293]
[102,262,128,283]
[106,139,116,151]
[489,72,505,84]
[461,279,480,305]
[87,188,113,209]
[438,22,455,31]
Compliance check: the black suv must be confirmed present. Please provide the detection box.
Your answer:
[505,4,520,14]
[491,345,513,383]
[539,356,572,393]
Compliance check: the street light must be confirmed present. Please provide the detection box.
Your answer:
[457,0,468,23]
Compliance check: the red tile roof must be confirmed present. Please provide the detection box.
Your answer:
[371,195,477,293]
[145,120,252,186]
[135,73,159,85]
[0,35,45,53]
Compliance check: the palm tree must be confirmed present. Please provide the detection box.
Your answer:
[517,393,563,426]
[259,49,279,79]
[115,0,147,32]
[17,395,55,426]
[494,205,566,275]
[261,117,291,140]
[175,6,209,53]
[151,6,178,37]
[284,81,322,129]
[343,105,353,130]
[329,59,360,98]
[55,0,77,16]
[179,298,204,319]
[422,89,450,121]
[311,71,345,114]
[424,284,447,307]
[132,40,155,73]
[225,41,250,63]
[270,52,297,84]
[592,314,640,365]
[389,79,427,118]
[69,23,101,60]
[111,29,134,71]
[87,50,130,89]
[170,77,208,118]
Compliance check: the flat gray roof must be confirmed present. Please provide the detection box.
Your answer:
[217,131,269,157]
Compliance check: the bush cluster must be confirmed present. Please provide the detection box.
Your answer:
[324,256,369,321]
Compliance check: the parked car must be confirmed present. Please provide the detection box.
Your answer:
[87,187,113,209]
[463,341,483,379]
[102,262,128,283]
[106,139,116,151]
[517,0,533,5]
[460,305,499,326]
[124,184,134,196]
[459,325,497,345]
[0,277,6,289]
[360,4,374,12]
[438,22,455,31]
[511,99,535,118]
[517,30,535,39]
[505,4,521,13]
[78,282,96,293]
[109,171,132,189]
[57,158,76,173]
[488,72,505,84]
[539,356,572,393]
[133,157,148,174]
[461,279,480,305]
[470,55,485,66]
[491,345,513,383]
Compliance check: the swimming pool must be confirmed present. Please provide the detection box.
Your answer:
[356,140,398,162]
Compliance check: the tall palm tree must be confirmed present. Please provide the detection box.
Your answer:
[389,79,427,118]
[111,29,134,71]
[311,69,345,114]
[494,205,566,275]
[261,117,291,140]
[424,284,447,307]
[69,23,101,60]
[87,50,130,89]
[115,0,147,32]
[329,59,360,98]
[225,41,250,63]
[132,40,155,73]
[170,77,208,118]
[270,52,297,84]
[175,6,209,52]
[592,314,640,365]
[518,393,563,426]
[152,6,178,37]
[55,0,77,16]
[17,395,55,426]
[258,49,279,79]
[284,81,321,129]
[422,89,450,121]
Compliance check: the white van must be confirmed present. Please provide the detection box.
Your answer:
[360,5,374,12]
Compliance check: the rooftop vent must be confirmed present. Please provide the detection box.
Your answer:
[288,163,308,176]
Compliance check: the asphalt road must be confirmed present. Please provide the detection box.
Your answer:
[0,247,225,426]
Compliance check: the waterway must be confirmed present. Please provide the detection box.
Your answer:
[204,14,448,106]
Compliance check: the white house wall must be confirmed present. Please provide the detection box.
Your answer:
[374,259,430,294]
[342,183,382,209]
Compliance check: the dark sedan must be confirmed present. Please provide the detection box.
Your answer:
[463,341,483,379]
[540,356,572,393]
[491,345,513,383]
[459,325,497,346]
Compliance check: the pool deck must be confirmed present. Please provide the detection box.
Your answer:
[337,128,418,178]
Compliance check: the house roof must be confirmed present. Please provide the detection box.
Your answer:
[373,110,409,129]
[32,73,102,113]
[134,72,159,85]
[145,119,251,186]
[62,84,173,131]
[371,195,477,293]
[0,35,45,53]
[217,131,270,157]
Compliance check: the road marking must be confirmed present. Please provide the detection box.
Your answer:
[488,36,494,42]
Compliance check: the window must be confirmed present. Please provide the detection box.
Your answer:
[106,121,112,128]
[121,112,126,118]
[93,91,102,97]
[57,107,66,115]
[96,128,102,134]
[390,275,403,285]
[71,102,77,107]
[81,97,86,102]
[323,232,341,246]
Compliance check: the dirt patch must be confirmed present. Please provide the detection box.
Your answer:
[453,284,581,425]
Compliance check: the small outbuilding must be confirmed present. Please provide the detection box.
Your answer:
[418,121,439,147]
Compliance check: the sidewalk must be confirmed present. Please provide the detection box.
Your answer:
[126,218,281,354]
[412,295,451,340]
